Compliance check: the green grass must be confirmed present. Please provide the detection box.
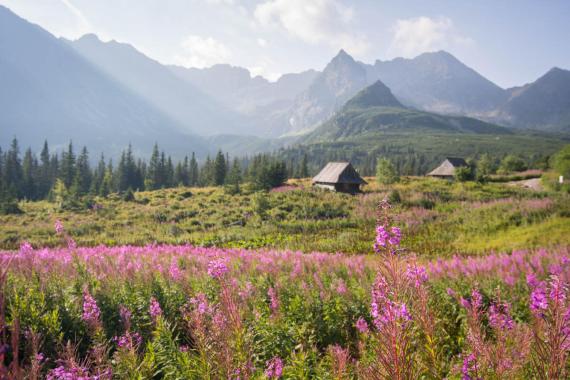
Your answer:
[1,176,568,257]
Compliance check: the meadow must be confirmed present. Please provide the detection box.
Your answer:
[1,177,569,378]
[0,206,569,378]
[0,177,568,256]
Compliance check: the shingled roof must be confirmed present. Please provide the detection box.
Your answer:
[427,157,468,177]
[312,162,367,184]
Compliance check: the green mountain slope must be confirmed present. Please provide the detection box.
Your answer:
[306,81,511,143]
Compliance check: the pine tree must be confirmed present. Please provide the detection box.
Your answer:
[22,148,37,200]
[5,138,23,197]
[74,146,91,195]
[38,140,52,199]
[189,152,199,186]
[146,144,161,190]
[299,154,309,178]
[60,141,76,188]
[225,158,242,194]
[214,150,227,186]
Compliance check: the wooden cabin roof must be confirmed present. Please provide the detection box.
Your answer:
[312,162,367,184]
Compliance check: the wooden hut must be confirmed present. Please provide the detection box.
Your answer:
[427,157,468,179]
[312,162,367,193]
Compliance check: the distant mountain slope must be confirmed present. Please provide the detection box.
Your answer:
[71,34,253,136]
[170,64,318,136]
[0,5,206,157]
[368,51,508,115]
[493,67,570,131]
[286,49,368,134]
[306,80,512,143]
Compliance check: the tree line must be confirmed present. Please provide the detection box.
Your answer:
[0,138,293,211]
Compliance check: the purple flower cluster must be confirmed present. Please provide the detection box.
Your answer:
[207,259,229,279]
[47,365,111,380]
[19,241,33,255]
[488,302,514,330]
[374,225,401,253]
[264,357,283,378]
[54,220,64,235]
[267,287,279,314]
[189,293,211,315]
[405,264,428,287]
[355,317,369,333]
[370,275,411,329]
[82,291,101,328]
[461,353,480,380]
[113,332,142,349]
[149,297,162,322]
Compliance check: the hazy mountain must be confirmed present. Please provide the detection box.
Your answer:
[286,49,368,135]
[493,67,570,131]
[170,64,318,136]
[306,80,511,143]
[344,80,403,109]
[0,5,207,157]
[71,34,253,136]
[367,51,508,115]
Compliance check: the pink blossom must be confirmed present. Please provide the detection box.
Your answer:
[82,291,101,328]
[268,287,279,314]
[54,220,64,235]
[356,317,369,333]
[265,357,283,378]
[149,297,162,322]
[406,264,428,287]
[207,259,228,279]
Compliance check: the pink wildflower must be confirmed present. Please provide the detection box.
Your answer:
[82,291,101,328]
[265,357,283,378]
[406,264,428,287]
[54,220,64,235]
[356,317,369,333]
[149,297,162,322]
[207,259,229,279]
[268,287,279,314]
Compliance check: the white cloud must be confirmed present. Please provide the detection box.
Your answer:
[173,35,232,68]
[254,0,369,54]
[388,16,473,58]
[256,38,267,47]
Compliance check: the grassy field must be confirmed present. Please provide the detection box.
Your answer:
[1,176,568,257]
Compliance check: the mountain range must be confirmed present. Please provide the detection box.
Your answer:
[0,4,568,159]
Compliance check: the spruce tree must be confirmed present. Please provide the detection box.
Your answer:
[60,141,76,188]
[214,150,227,186]
[22,148,37,199]
[74,146,91,195]
[189,152,199,186]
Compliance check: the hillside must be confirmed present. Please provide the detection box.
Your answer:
[493,67,570,131]
[71,34,253,136]
[0,5,206,157]
[306,81,512,143]
[368,51,508,115]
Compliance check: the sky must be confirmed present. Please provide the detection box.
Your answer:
[1,0,569,87]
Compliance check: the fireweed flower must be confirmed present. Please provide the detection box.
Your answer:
[530,287,548,315]
[488,302,514,330]
[356,317,369,333]
[268,287,279,314]
[549,276,567,304]
[265,357,284,378]
[406,264,428,287]
[149,297,162,322]
[19,241,33,255]
[82,291,101,328]
[54,220,64,235]
[207,259,229,279]
[461,353,480,380]
[388,226,401,246]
